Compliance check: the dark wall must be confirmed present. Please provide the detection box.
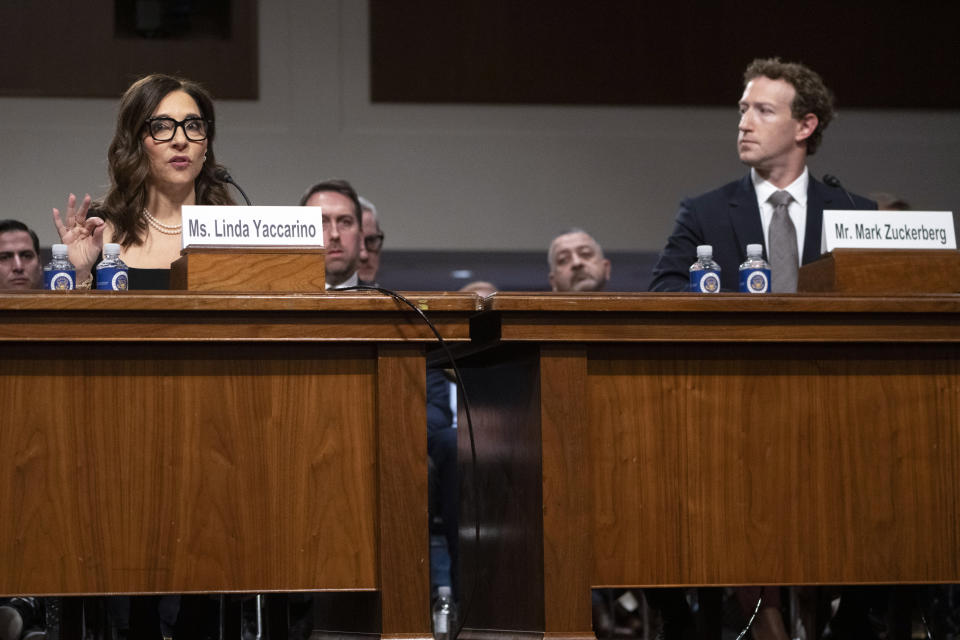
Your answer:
[0,0,257,99]
[371,1,959,108]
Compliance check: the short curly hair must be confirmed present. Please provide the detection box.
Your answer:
[744,58,835,155]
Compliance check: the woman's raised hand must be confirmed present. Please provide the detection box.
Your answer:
[52,194,105,278]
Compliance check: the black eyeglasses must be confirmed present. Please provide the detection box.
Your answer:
[364,232,385,252]
[144,117,211,142]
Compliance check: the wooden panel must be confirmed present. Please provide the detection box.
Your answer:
[485,293,960,313]
[0,291,481,313]
[476,293,960,343]
[798,249,960,294]
[457,346,546,633]
[0,292,478,343]
[479,310,960,343]
[587,343,960,586]
[0,343,377,595]
[540,346,594,639]
[376,345,431,638]
[170,248,327,292]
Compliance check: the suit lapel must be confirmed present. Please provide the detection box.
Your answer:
[804,177,834,264]
[728,174,765,260]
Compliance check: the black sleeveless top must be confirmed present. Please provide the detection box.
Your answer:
[127,267,171,290]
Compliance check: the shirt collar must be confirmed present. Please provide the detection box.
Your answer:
[326,271,359,290]
[751,166,808,208]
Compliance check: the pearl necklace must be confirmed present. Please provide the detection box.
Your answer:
[142,209,182,235]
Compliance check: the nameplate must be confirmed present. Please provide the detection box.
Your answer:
[181,205,323,249]
[823,210,956,251]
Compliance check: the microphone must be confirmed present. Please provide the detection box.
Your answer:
[214,167,252,205]
[823,173,858,209]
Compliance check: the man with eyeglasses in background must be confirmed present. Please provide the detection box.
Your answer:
[357,196,384,286]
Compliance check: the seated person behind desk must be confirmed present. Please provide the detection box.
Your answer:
[548,228,611,293]
[0,220,43,290]
[53,73,236,290]
[357,195,384,286]
[649,57,875,294]
[300,179,365,289]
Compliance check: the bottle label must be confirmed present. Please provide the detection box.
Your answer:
[96,267,129,291]
[739,268,770,293]
[690,270,721,293]
[44,269,75,290]
[43,269,76,291]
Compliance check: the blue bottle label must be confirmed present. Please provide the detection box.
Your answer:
[44,269,75,290]
[739,268,771,293]
[96,267,129,291]
[690,270,721,293]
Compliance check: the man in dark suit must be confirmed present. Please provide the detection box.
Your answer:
[300,178,366,290]
[650,57,875,293]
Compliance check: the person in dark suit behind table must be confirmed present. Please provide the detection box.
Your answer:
[649,57,875,294]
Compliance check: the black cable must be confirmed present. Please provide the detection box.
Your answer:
[340,285,481,639]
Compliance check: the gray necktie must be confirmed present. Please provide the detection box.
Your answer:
[768,190,798,293]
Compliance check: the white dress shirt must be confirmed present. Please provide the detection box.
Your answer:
[326,271,359,290]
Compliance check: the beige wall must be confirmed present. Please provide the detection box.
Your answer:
[2,1,958,251]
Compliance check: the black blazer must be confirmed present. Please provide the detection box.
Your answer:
[649,174,876,292]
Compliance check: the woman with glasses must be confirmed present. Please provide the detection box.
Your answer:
[52,73,235,289]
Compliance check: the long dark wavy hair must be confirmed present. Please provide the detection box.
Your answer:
[98,74,235,247]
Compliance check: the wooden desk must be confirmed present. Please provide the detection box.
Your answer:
[457,293,960,640]
[0,291,478,640]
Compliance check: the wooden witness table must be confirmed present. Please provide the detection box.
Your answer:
[0,290,479,639]
[456,292,960,640]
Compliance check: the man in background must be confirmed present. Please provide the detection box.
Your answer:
[548,229,611,292]
[0,220,43,290]
[300,179,364,289]
[357,196,384,285]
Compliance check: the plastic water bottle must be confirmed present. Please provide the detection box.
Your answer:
[43,244,76,290]
[432,585,457,640]
[738,244,771,293]
[96,243,129,290]
[689,244,721,293]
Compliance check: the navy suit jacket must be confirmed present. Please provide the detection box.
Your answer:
[649,174,877,292]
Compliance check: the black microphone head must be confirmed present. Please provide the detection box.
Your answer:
[822,173,841,188]
[213,167,232,183]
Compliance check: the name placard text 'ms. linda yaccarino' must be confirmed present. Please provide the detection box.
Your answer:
[181,205,324,248]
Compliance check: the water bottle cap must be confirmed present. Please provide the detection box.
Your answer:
[103,243,121,257]
[696,244,713,258]
[437,585,452,597]
[745,243,763,257]
[52,243,68,256]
